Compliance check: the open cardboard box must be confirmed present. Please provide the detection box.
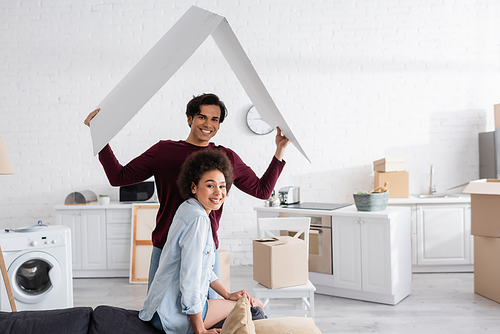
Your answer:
[463,179,500,303]
[253,236,308,289]
[463,179,500,238]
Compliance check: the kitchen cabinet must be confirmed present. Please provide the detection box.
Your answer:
[57,209,106,271]
[417,205,471,265]
[389,196,473,273]
[333,216,392,295]
[254,205,412,305]
[55,204,133,277]
[106,209,134,270]
[331,207,411,304]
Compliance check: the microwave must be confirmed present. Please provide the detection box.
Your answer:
[119,181,158,202]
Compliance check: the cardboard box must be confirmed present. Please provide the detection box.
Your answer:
[253,236,308,289]
[463,180,500,304]
[474,236,500,303]
[373,158,406,172]
[495,104,500,129]
[219,249,230,292]
[281,229,320,256]
[374,171,409,198]
[463,179,500,237]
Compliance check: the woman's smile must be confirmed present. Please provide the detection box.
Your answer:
[192,169,227,215]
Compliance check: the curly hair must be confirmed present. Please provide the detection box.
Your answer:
[186,93,228,124]
[177,149,234,200]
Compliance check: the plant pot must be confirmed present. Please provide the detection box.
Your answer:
[353,192,389,211]
[98,196,110,206]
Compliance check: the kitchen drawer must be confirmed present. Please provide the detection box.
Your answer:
[106,208,132,224]
[107,239,131,270]
[107,223,131,239]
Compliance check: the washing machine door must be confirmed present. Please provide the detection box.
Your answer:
[8,251,62,304]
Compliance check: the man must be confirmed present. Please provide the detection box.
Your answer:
[84,93,289,292]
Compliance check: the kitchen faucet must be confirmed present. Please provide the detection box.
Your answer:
[429,164,436,195]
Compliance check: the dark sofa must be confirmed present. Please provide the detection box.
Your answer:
[0,305,266,334]
[0,306,163,334]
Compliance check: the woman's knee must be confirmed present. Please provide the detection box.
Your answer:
[251,297,264,310]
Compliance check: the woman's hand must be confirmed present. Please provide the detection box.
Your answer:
[225,290,262,308]
[226,289,250,302]
[197,329,221,334]
[84,108,100,127]
[190,313,221,334]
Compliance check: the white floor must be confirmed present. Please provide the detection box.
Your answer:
[73,267,500,334]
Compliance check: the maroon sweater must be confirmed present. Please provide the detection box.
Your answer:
[99,140,285,249]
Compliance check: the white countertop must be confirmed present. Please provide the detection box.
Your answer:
[254,204,410,219]
[388,194,470,205]
[53,202,157,210]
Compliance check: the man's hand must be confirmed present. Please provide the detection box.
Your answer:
[274,127,290,161]
[84,108,100,127]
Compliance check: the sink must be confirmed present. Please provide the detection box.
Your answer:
[418,194,461,198]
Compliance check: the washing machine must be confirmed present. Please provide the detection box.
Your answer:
[0,225,73,311]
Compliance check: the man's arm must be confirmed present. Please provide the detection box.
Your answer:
[84,108,154,186]
[98,144,155,186]
[228,127,289,200]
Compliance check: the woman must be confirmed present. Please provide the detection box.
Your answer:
[139,149,263,334]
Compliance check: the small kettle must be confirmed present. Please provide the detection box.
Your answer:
[264,190,281,207]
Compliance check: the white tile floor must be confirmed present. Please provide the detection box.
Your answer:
[73,267,500,334]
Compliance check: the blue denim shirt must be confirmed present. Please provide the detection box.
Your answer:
[139,198,218,334]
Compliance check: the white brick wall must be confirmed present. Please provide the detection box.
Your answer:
[1,0,499,265]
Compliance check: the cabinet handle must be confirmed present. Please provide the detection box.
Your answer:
[358,219,364,225]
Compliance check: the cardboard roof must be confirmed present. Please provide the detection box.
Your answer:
[90,6,310,163]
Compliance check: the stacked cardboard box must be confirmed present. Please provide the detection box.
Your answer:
[373,158,409,198]
[463,179,500,304]
[253,236,308,289]
[219,249,230,292]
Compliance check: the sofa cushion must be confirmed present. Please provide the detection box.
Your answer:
[254,317,322,334]
[0,307,92,334]
[221,295,255,334]
[89,305,163,334]
[212,305,266,329]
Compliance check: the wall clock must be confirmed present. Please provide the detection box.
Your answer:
[246,105,274,135]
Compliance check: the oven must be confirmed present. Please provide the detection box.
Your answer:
[279,213,332,275]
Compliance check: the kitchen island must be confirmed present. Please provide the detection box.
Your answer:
[254,205,412,305]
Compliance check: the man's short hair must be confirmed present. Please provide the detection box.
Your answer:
[186,93,228,123]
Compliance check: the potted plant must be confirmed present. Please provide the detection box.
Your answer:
[98,194,110,205]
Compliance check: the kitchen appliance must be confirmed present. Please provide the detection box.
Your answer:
[119,181,158,202]
[0,225,73,311]
[279,213,334,275]
[278,186,300,205]
[276,203,350,275]
[479,131,500,179]
[64,190,97,205]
